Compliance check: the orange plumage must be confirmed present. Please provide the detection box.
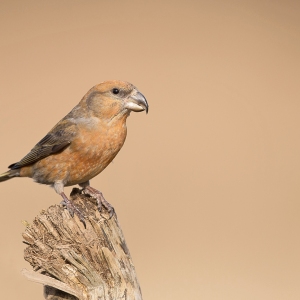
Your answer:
[0,80,148,222]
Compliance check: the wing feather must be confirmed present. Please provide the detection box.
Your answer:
[9,121,77,169]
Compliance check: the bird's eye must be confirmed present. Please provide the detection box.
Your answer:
[112,88,120,95]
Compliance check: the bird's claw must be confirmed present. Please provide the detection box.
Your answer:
[60,197,86,226]
[83,187,115,219]
[101,199,115,219]
[60,199,74,217]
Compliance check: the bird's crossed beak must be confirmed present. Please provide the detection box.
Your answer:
[125,90,149,113]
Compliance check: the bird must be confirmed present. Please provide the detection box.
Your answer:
[0,80,148,222]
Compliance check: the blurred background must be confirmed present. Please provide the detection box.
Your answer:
[0,0,300,299]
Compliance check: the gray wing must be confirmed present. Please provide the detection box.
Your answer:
[9,121,77,169]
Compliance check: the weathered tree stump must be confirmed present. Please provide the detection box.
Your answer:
[22,188,142,300]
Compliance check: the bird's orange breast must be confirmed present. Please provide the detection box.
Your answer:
[26,117,128,186]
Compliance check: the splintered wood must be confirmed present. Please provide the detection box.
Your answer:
[22,188,142,300]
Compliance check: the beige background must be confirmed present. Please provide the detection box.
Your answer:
[0,0,300,299]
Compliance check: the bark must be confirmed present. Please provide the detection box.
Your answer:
[22,188,142,300]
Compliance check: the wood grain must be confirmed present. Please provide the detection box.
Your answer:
[22,188,142,300]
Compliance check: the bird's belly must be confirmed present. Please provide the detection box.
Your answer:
[66,144,121,185]
[32,124,127,186]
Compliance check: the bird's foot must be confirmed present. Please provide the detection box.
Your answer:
[82,186,115,219]
[60,192,86,226]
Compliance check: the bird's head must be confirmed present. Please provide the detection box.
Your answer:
[83,80,148,120]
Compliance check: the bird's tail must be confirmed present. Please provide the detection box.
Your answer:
[0,169,20,182]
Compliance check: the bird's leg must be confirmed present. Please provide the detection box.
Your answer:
[79,182,115,219]
[54,181,86,225]
[60,192,75,216]
[60,192,86,225]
